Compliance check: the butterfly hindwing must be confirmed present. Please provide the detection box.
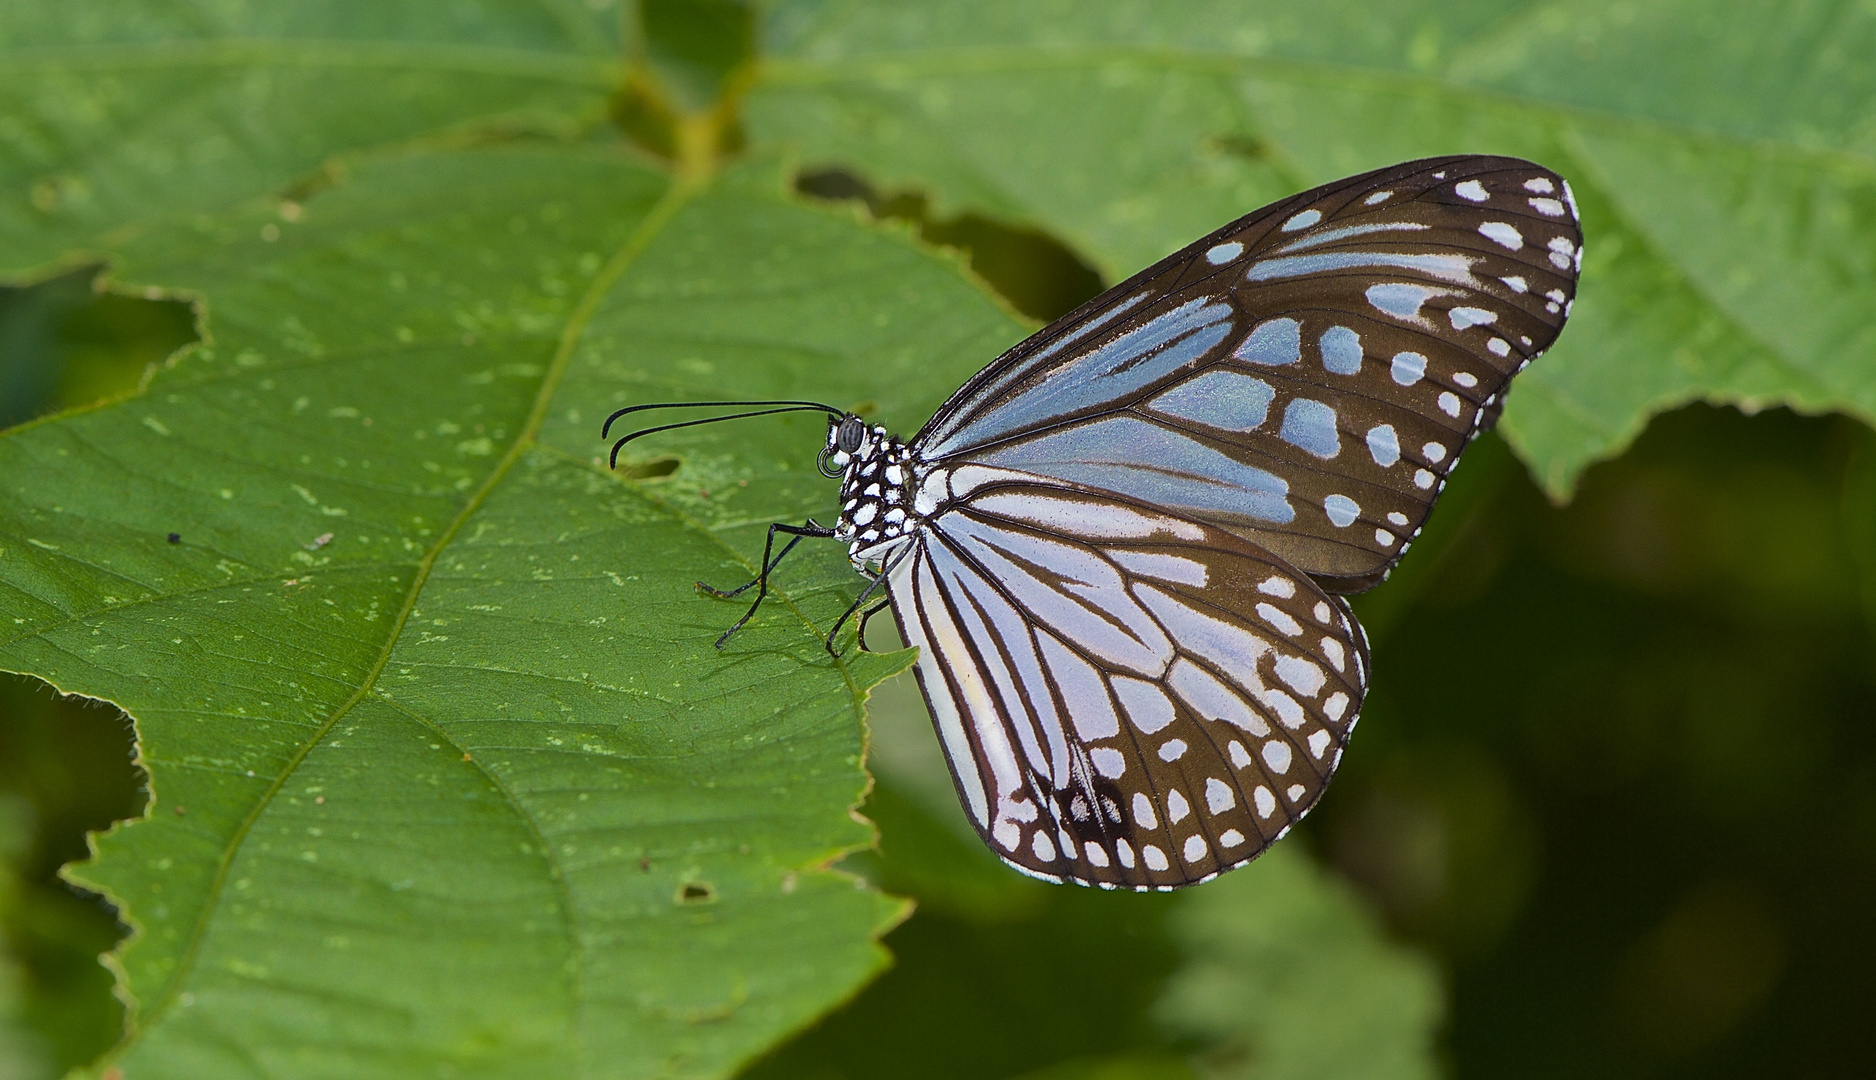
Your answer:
[915,155,1582,591]
[886,478,1369,889]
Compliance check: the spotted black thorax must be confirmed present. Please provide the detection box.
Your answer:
[821,414,920,568]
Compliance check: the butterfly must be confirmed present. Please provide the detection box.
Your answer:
[605,156,1582,890]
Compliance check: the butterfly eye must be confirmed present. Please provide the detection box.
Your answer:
[836,416,865,454]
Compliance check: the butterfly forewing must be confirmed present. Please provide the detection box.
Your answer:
[916,156,1583,591]
[887,479,1369,889]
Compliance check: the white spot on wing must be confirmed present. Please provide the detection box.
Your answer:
[1032,831,1057,861]
[1262,740,1293,774]
[1183,834,1209,862]
[1256,603,1302,636]
[1254,786,1277,818]
[1439,391,1462,417]
[1366,424,1400,467]
[1205,241,1244,264]
[1262,689,1304,728]
[1144,844,1170,871]
[1364,190,1393,205]
[1158,738,1188,762]
[1324,691,1349,722]
[1275,655,1326,696]
[1133,792,1158,829]
[1368,283,1448,322]
[1478,221,1524,250]
[1090,747,1126,778]
[1205,777,1235,814]
[1529,197,1566,216]
[1229,740,1254,768]
[1323,494,1359,528]
[1282,209,1322,231]
[1455,179,1488,202]
[1084,842,1110,867]
[1524,177,1555,194]
[1220,828,1246,848]
[1167,789,1191,824]
[1391,351,1427,386]
[1449,306,1497,330]
[1258,575,1295,598]
[1308,729,1332,758]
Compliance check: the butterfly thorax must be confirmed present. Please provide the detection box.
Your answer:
[825,420,922,568]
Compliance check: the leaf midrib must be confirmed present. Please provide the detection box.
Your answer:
[115,173,701,1062]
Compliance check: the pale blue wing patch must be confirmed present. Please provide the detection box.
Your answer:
[1234,317,1301,366]
[1319,326,1363,375]
[972,415,1295,525]
[927,297,1233,458]
[1147,369,1275,432]
[1278,399,1341,459]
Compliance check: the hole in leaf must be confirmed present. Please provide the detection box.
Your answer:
[0,674,145,1071]
[677,881,717,904]
[795,169,1105,323]
[0,265,196,430]
[617,455,681,480]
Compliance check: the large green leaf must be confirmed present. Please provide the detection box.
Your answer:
[0,1,624,273]
[0,138,1036,1075]
[0,2,1563,1074]
[748,0,1876,494]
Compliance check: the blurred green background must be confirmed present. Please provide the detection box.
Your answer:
[5,0,1876,1076]
[6,187,1875,1078]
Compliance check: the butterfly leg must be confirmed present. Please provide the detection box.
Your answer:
[823,569,890,656]
[854,600,892,652]
[699,519,836,648]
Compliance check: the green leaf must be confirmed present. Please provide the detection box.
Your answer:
[0,136,1030,1075]
[748,0,1876,494]
[0,1,623,274]
[1157,845,1442,1080]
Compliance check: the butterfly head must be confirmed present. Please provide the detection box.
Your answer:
[823,415,918,564]
[818,413,870,477]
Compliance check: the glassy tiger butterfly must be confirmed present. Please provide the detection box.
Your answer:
[605,155,1581,890]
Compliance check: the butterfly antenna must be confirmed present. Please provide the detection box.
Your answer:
[601,399,842,440]
[605,404,842,469]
